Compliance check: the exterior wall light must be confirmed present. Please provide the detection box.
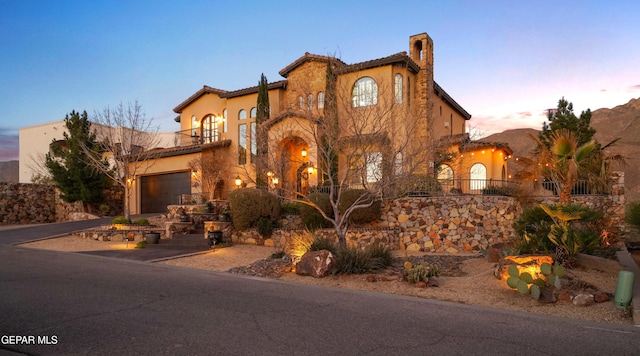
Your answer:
[234,176,242,188]
[301,148,307,158]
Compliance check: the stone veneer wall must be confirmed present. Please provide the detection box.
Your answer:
[232,173,626,254]
[0,182,124,224]
[0,183,57,224]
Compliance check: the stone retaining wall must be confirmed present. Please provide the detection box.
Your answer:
[232,173,626,254]
[0,183,56,224]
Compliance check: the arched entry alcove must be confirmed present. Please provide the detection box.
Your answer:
[277,136,312,197]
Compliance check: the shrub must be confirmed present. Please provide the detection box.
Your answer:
[300,193,333,230]
[111,216,131,224]
[333,243,393,275]
[229,188,281,231]
[625,201,640,228]
[338,189,381,224]
[309,237,337,255]
[513,206,554,254]
[132,217,150,226]
[280,202,302,216]
[257,216,275,238]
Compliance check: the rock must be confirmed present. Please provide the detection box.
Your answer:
[427,278,439,287]
[295,250,335,278]
[366,275,377,282]
[539,289,557,303]
[557,290,573,302]
[594,291,611,303]
[415,281,427,288]
[486,243,505,263]
[572,293,595,307]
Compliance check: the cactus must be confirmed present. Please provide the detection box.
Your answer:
[540,262,565,289]
[530,284,541,300]
[404,261,440,284]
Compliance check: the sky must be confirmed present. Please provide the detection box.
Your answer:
[1,0,639,161]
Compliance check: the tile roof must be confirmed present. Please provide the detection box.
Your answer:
[434,82,471,120]
[335,52,420,74]
[173,86,227,113]
[279,53,347,78]
[220,80,287,99]
[138,139,232,160]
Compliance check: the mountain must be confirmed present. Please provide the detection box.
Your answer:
[0,160,19,183]
[482,97,640,204]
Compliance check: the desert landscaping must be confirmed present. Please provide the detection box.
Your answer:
[22,232,634,326]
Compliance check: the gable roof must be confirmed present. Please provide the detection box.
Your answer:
[220,80,287,99]
[434,82,472,120]
[173,86,227,113]
[279,53,346,78]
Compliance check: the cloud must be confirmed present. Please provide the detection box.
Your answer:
[0,128,19,161]
[628,84,640,92]
[470,111,546,138]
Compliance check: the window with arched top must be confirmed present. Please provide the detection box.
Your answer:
[352,77,378,107]
[308,94,314,109]
[299,96,304,109]
[394,74,403,104]
[438,164,454,191]
[191,115,198,136]
[317,92,325,109]
[202,115,219,143]
[470,163,487,190]
[250,107,257,118]
[222,109,227,133]
[238,109,247,120]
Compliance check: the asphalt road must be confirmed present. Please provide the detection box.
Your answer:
[1,221,640,355]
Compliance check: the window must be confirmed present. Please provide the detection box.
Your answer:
[222,109,227,133]
[437,164,453,181]
[407,77,411,106]
[238,124,247,164]
[250,107,257,118]
[366,152,383,183]
[308,94,314,109]
[394,152,403,176]
[238,109,247,120]
[317,92,325,109]
[352,77,378,107]
[191,115,198,136]
[470,163,487,190]
[299,96,304,109]
[394,74,403,104]
[250,122,257,158]
[202,115,219,143]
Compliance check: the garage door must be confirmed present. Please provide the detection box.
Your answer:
[140,172,191,213]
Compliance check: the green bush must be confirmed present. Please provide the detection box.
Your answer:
[300,193,333,230]
[338,189,381,224]
[257,216,275,238]
[333,243,393,275]
[111,216,131,224]
[513,206,554,253]
[625,201,640,228]
[229,188,280,231]
[132,217,150,226]
[309,237,338,255]
[280,202,302,216]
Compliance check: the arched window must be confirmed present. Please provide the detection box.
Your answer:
[308,94,314,109]
[238,109,247,120]
[437,164,453,181]
[470,163,487,190]
[222,109,227,133]
[394,74,403,104]
[502,165,506,180]
[352,77,378,107]
[299,96,304,109]
[202,115,219,143]
[317,92,325,109]
[250,107,257,118]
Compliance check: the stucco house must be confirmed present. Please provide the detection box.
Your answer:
[124,32,513,214]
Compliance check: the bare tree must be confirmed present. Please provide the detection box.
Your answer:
[83,101,161,220]
[265,62,432,248]
[187,145,235,201]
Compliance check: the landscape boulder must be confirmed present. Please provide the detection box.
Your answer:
[296,250,335,278]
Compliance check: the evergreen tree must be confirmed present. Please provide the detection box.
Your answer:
[539,97,596,148]
[255,73,270,187]
[45,110,111,211]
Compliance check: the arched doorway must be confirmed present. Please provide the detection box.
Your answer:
[277,136,311,197]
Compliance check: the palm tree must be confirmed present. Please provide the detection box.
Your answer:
[530,129,603,205]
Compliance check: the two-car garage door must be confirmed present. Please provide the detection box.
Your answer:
[140,172,191,213]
